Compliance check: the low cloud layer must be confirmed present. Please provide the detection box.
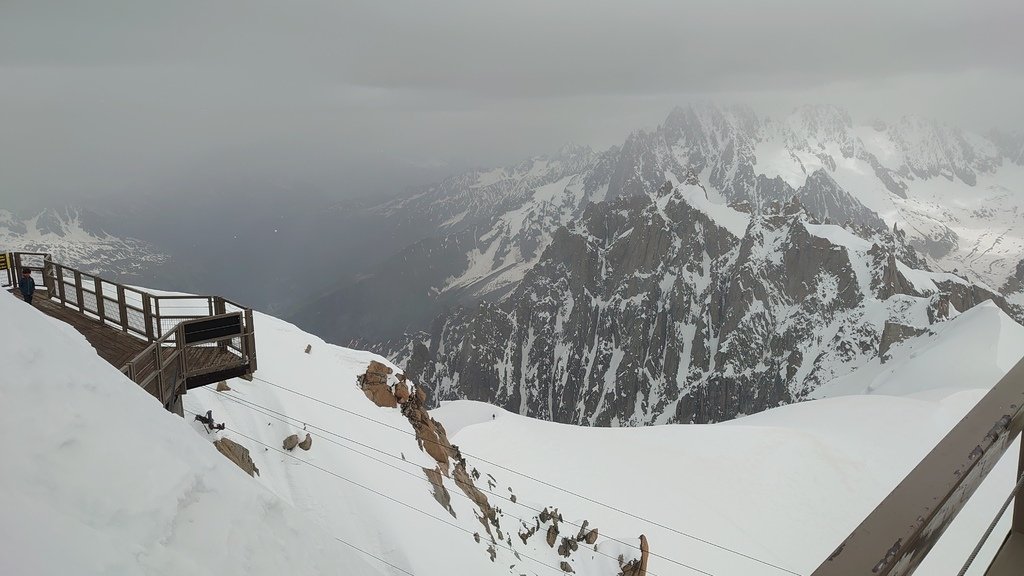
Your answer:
[2,0,1022,209]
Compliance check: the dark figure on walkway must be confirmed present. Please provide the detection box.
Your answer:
[194,409,226,432]
[18,269,35,305]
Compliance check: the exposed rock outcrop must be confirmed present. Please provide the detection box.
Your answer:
[423,466,455,517]
[402,388,454,469]
[215,381,231,392]
[298,433,312,451]
[402,183,1016,425]
[282,434,299,451]
[558,536,579,557]
[547,524,559,548]
[878,322,930,361]
[1004,259,1024,294]
[358,360,399,408]
[356,361,641,572]
[394,381,411,403]
[872,250,918,299]
[576,520,599,545]
[214,438,259,477]
[619,535,650,576]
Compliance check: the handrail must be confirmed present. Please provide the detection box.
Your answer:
[812,355,1024,575]
[7,251,252,345]
[119,311,256,411]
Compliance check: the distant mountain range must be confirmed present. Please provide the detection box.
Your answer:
[292,103,1024,424]
[0,207,171,284]
[6,103,1022,426]
[296,104,1024,344]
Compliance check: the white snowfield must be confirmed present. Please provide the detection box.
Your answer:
[0,291,384,576]
[2,289,1023,575]
[437,303,1024,576]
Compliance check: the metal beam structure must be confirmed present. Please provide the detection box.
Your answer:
[813,356,1024,576]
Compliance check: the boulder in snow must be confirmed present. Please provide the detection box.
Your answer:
[214,438,260,477]
[283,434,300,451]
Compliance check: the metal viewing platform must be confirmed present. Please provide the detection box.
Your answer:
[3,251,257,416]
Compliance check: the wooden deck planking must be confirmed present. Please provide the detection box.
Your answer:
[24,290,242,382]
[32,292,150,369]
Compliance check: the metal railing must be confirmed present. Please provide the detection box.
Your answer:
[118,312,256,411]
[5,251,257,413]
[812,355,1024,576]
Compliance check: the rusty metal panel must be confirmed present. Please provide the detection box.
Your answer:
[813,356,1024,576]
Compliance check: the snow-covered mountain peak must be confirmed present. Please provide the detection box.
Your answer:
[662,102,761,155]
[885,114,1002,184]
[0,207,167,278]
[784,104,854,142]
[298,103,1024,368]
[989,129,1024,165]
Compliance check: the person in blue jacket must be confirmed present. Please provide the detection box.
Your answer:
[18,269,35,305]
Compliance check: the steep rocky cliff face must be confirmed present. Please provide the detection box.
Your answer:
[281,104,1024,427]
[399,176,1016,425]
[296,104,1024,348]
[294,103,1024,348]
[1002,259,1024,310]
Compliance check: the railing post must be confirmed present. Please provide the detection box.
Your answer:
[42,256,55,296]
[154,298,162,338]
[142,293,155,342]
[213,296,226,316]
[116,286,128,333]
[12,253,22,284]
[73,270,85,313]
[245,308,257,375]
[1015,437,1024,534]
[177,324,188,379]
[56,264,66,304]
[93,277,104,321]
[154,344,164,405]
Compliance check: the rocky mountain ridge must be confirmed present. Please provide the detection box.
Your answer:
[396,176,1020,425]
[0,207,169,282]
[295,104,1024,348]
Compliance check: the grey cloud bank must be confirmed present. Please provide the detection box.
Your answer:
[2,0,1022,209]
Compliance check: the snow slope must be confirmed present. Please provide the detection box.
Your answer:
[183,309,635,576]
[5,284,1022,575]
[435,303,1024,575]
[0,291,383,576]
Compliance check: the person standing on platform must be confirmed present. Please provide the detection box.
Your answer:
[18,269,36,305]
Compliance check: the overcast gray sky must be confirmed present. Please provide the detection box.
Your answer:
[2,0,1022,210]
